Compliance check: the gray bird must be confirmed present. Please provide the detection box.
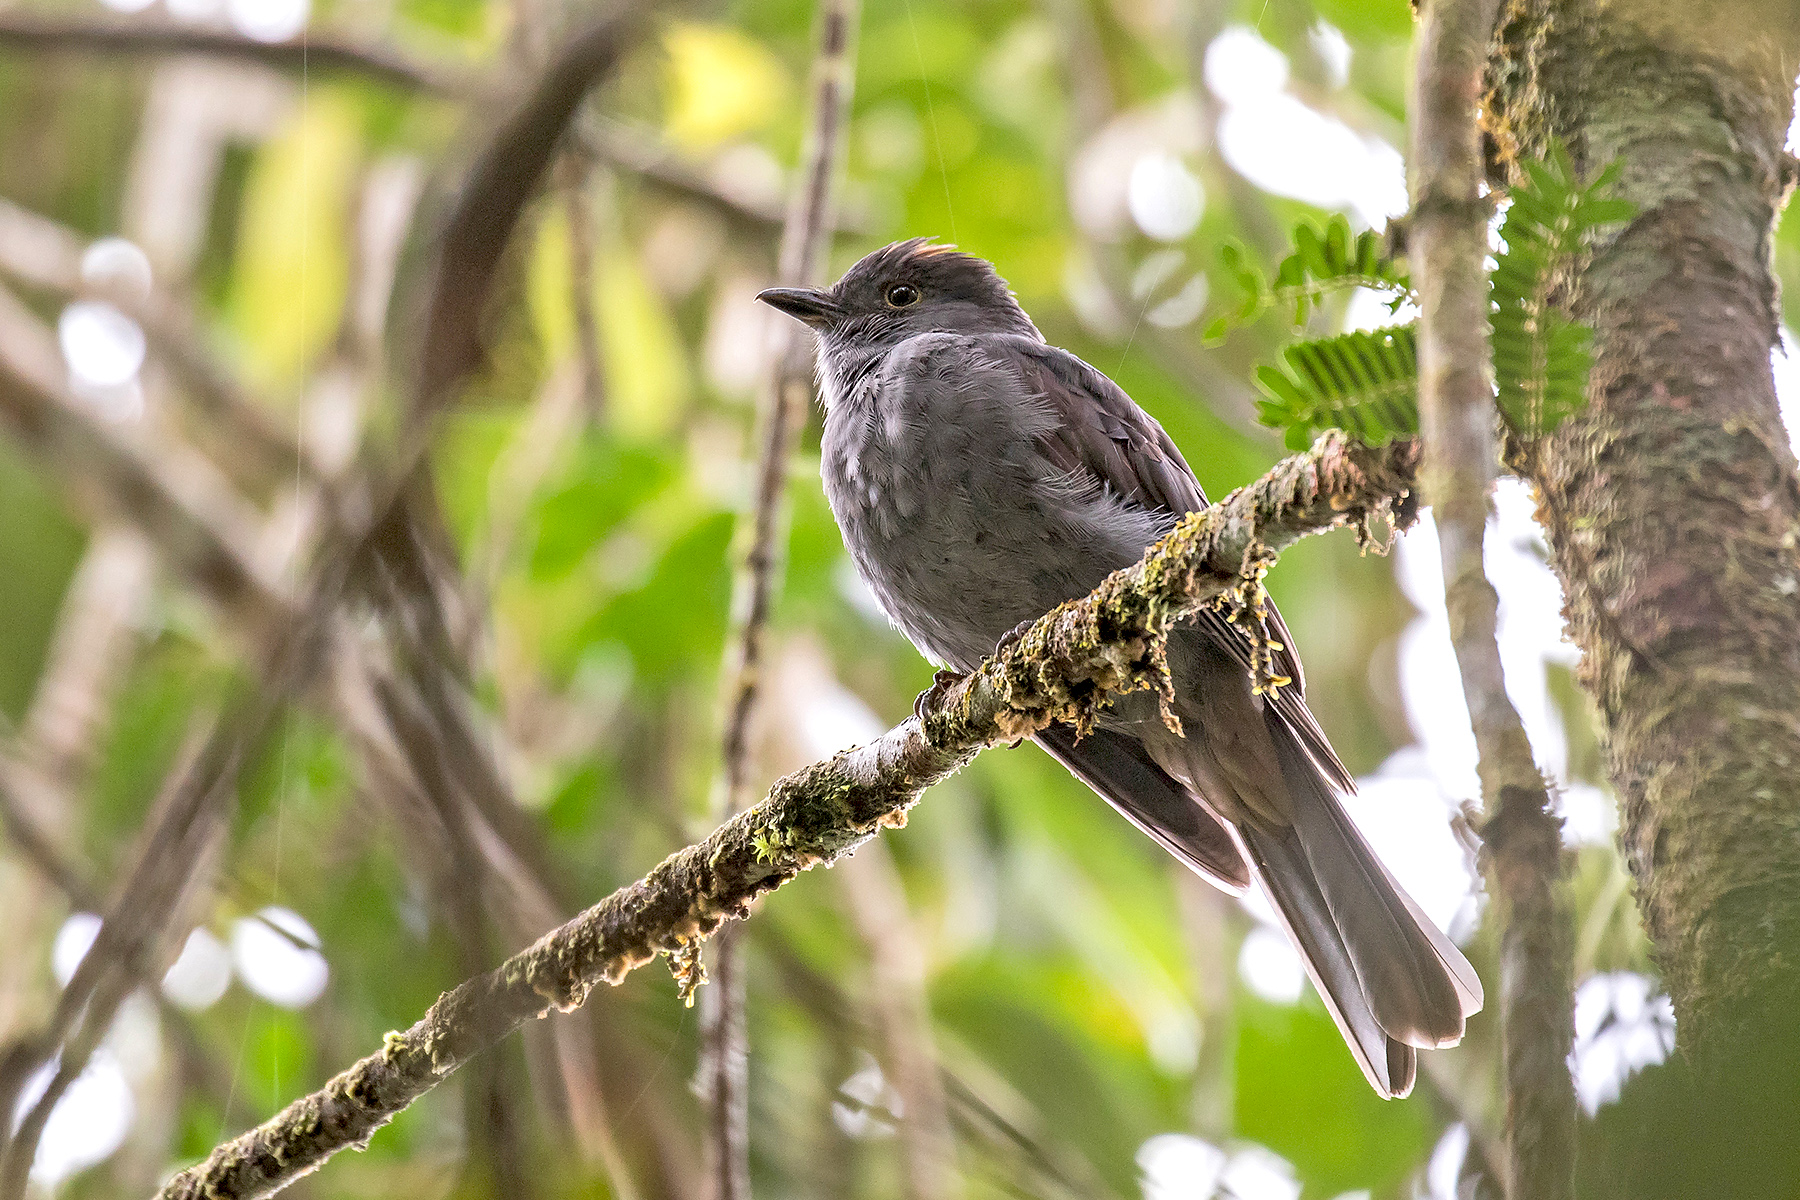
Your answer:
[758,239,1482,1098]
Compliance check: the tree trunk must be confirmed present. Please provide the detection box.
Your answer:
[1486,0,1800,1187]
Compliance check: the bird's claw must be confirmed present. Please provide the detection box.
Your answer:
[993,617,1037,658]
[913,668,964,723]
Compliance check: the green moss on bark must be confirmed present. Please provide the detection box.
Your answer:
[1488,1,1800,1176]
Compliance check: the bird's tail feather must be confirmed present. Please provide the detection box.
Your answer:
[1036,723,1251,893]
[1237,715,1483,1098]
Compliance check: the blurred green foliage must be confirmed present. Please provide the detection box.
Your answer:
[0,0,1716,1196]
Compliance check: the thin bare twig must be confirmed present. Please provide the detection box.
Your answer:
[837,842,957,1200]
[701,4,860,1196]
[408,10,636,418]
[1409,1,1575,1197]
[0,18,640,1186]
[556,150,607,420]
[0,719,232,1199]
[153,432,1419,1200]
[0,195,308,488]
[577,118,879,237]
[0,11,468,93]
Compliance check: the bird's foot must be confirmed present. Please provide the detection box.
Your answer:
[913,668,964,723]
[992,616,1038,658]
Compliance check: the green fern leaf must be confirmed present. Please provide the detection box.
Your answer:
[1208,214,1412,341]
[1253,324,1420,450]
[1490,145,1633,437]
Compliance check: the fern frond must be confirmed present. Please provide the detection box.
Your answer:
[1205,214,1412,341]
[1244,143,1627,452]
[1254,324,1419,451]
[1271,215,1412,325]
[1490,144,1633,437]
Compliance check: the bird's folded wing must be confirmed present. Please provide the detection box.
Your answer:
[995,335,1354,793]
[1036,723,1250,892]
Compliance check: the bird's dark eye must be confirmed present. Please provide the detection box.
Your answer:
[885,283,921,308]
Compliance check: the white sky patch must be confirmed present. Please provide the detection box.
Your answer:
[59,300,145,389]
[231,907,328,1008]
[1343,285,1419,332]
[162,927,233,1010]
[833,1051,901,1140]
[1068,93,1207,245]
[81,237,153,298]
[51,913,103,987]
[1571,971,1675,1114]
[1217,98,1407,228]
[1204,27,1290,106]
[106,991,164,1085]
[1392,517,1480,798]
[1128,152,1206,241]
[1138,1133,1228,1200]
[1771,327,1800,455]
[167,0,227,20]
[1425,1123,1472,1200]
[1559,782,1618,846]
[228,0,308,42]
[1238,924,1307,1004]
[1205,27,1405,228]
[1219,1144,1302,1200]
[1392,487,1584,797]
[19,1052,135,1187]
[1309,21,1352,89]
[1147,273,1210,329]
[1395,479,1634,847]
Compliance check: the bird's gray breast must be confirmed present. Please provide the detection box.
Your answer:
[819,333,1167,671]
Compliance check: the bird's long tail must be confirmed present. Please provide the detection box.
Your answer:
[1237,715,1484,1098]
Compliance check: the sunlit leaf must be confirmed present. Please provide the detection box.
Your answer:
[228,90,359,392]
[663,22,793,150]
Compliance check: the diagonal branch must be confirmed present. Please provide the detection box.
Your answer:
[0,16,641,1186]
[0,195,308,488]
[153,431,1418,1200]
[577,118,880,237]
[0,281,292,642]
[408,9,636,418]
[1409,1,1575,1197]
[0,11,470,93]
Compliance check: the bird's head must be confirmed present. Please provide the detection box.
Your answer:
[756,238,1040,353]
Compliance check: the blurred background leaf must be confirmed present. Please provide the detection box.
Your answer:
[0,0,1744,1196]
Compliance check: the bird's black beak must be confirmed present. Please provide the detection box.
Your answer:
[756,286,843,328]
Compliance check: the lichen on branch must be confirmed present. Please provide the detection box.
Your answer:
[153,431,1416,1200]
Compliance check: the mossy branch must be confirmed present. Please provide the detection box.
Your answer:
[153,431,1418,1200]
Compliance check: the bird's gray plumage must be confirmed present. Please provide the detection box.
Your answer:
[758,238,1482,1098]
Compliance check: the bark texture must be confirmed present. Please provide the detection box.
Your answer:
[1487,0,1800,1184]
